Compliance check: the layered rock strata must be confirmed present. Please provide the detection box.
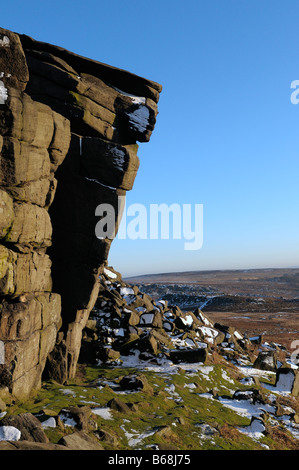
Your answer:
[0,27,162,398]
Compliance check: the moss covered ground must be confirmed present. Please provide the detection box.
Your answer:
[5,357,299,451]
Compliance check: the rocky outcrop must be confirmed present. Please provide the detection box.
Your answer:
[0,27,161,398]
[80,266,257,366]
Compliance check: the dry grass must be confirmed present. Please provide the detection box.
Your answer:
[265,425,299,450]
[218,423,243,441]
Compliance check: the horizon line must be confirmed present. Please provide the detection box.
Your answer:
[123,265,299,279]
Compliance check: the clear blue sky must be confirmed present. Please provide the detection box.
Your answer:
[2,0,299,277]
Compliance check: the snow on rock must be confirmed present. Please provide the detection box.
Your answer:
[110,148,127,171]
[240,376,254,387]
[59,410,77,427]
[79,268,299,446]
[263,368,296,394]
[0,425,21,441]
[181,315,194,327]
[41,417,56,428]
[163,321,172,332]
[197,311,213,327]
[234,330,243,340]
[112,85,146,105]
[135,307,147,313]
[127,106,150,134]
[198,326,219,343]
[139,313,154,325]
[113,328,125,337]
[103,268,117,279]
[120,287,135,296]
[275,369,295,392]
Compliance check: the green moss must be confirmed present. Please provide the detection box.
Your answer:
[68,90,81,106]
[4,362,299,451]
[43,426,73,444]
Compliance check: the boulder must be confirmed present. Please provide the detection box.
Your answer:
[169,347,208,364]
[232,388,264,404]
[96,429,119,446]
[0,440,69,450]
[253,350,277,372]
[59,406,97,432]
[58,431,103,450]
[0,27,29,91]
[0,413,48,442]
[0,190,14,239]
[118,374,153,394]
[107,398,131,414]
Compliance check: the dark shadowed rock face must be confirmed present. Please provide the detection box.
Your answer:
[0,27,162,398]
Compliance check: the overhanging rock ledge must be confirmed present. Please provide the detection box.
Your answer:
[0,27,162,398]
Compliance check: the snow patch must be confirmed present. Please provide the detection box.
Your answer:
[181,315,194,326]
[234,330,243,340]
[120,425,155,447]
[120,287,135,296]
[92,407,113,420]
[110,147,127,171]
[0,425,21,441]
[198,326,219,343]
[263,370,295,394]
[127,106,150,133]
[104,268,117,279]
[139,313,154,325]
[112,86,146,105]
[41,417,56,428]
[198,311,213,326]
[276,371,295,392]
[0,36,10,47]
[215,396,276,418]
[0,81,8,104]
[59,412,77,427]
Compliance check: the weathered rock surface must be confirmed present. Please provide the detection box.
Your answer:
[0,27,161,398]
[0,440,69,450]
[58,431,104,450]
[0,413,49,442]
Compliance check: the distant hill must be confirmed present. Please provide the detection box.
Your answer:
[125,267,299,283]
[124,267,299,299]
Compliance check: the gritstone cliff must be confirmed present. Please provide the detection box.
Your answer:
[0,27,162,398]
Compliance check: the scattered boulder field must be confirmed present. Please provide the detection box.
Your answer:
[1,266,299,450]
[82,267,294,371]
